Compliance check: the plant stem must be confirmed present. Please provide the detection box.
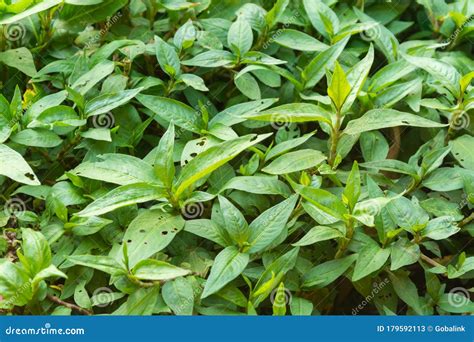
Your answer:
[420,253,444,268]
[328,110,342,168]
[47,295,92,315]
[459,213,474,227]
[335,218,354,258]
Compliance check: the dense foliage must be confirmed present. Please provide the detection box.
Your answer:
[0,0,473,316]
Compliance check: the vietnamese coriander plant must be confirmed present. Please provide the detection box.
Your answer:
[0,0,473,316]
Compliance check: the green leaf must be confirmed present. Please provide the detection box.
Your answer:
[0,0,62,24]
[262,149,326,175]
[290,297,314,315]
[218,196,249,246]
[11,129,62,148]
[184,219,229,247]
[155,35,181,77]
[450,135,474,170]
[228,18,253,55]
[179,74,208,91]
[201,246,249,298]
[327,61,351,111]
[402,53,461,97]
[389,271,424,315]
[122,210,185,267]
[60,0,127,28]
[265,132,316,161]
[67,216,113,236]
[387,196,429,232]
[71,60,115,95]
[137,94,202,133]
[19,228,51,277]
[342,45,374,113]
[0,144,40,185]
[295,185,347,221]
[265,0,289,28]
[220,176,291,197]
[422,167,467,191]
[71,154,159,186]
[437,292,474,314]
[114,287,159,315]
[67,255,125,276]
[272,282,288,316]
[181,50,236,68]
[303,0,339,39]
[235,72,261,100]
[390,238,420,271]
[31,264,67,288]
[352,244,390,281]
[245,103,331,125]
[0,48,36,76]
[154,123,175,188]
[422,216,460,240]
[174,134,270,198]
[85,88,142,117]
[343,109,447,135]
[248,195,298,253]
[162,277,194,315]
[132,259,190,281]
[273,29,327,52]
[0,260,31,307]
[77,183,166,217]
[343,161,361,211]
[252,248,299,306]
[361,159,419,177]
[292,226,343,246]
[302,36,349,89]
[303,254,357,288]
